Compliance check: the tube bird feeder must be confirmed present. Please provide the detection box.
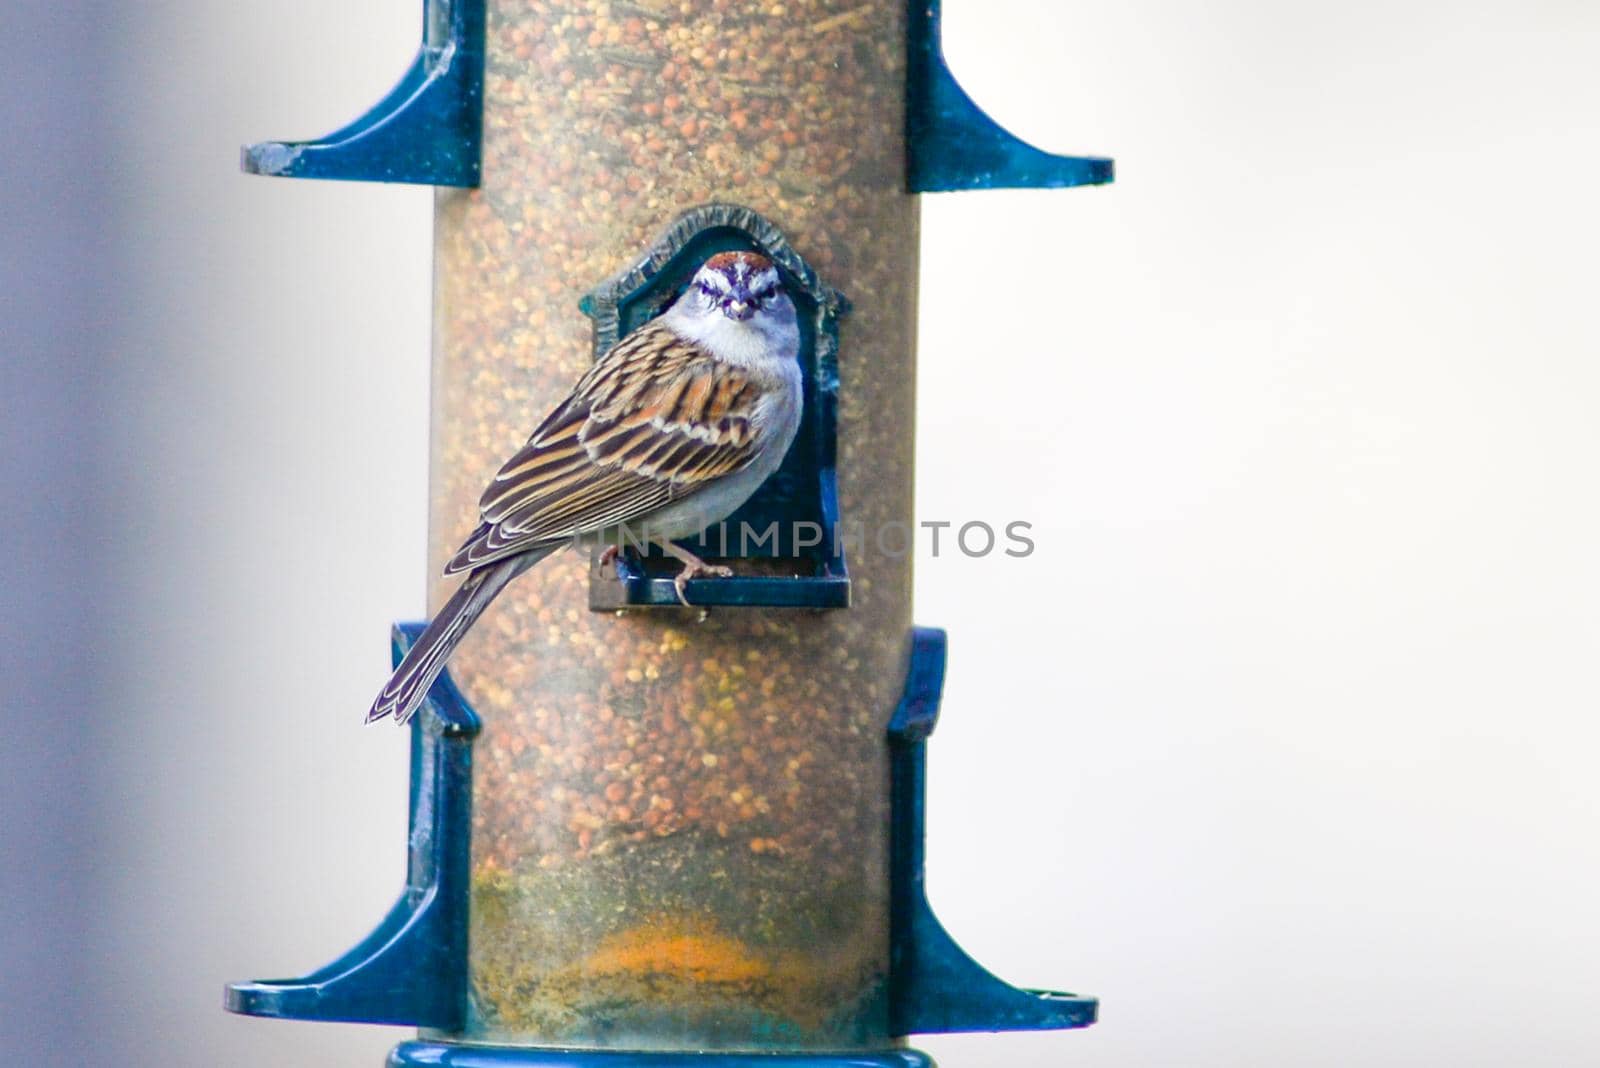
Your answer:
[227,2,1112,1065]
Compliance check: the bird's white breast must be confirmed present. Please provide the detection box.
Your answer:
[645,306,804,541]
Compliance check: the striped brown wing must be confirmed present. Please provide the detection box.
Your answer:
[445,322,765,573]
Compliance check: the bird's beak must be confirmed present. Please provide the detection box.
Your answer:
[725,300,752,320]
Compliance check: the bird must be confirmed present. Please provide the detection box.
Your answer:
[366,250,803,727]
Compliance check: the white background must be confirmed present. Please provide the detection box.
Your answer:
[4,1,1598,1065]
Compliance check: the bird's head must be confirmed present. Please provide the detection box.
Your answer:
[688,251,784,322]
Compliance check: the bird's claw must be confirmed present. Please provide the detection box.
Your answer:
[673,562,734,607]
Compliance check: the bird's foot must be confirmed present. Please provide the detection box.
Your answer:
[652,539,734,606]
[673,559,734,606]
[597,543,620,569]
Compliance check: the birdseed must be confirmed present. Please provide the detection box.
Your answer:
[426,0,915,1051]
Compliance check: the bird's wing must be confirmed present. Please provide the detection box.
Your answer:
[445,322,767,573]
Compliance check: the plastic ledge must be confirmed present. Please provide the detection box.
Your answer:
[887,627,1098,1035]
[592,550,851,610]
[222,624,476,1028]
[905,0,1113,192]
[390,1045,935,1067]
[240,0,483,186]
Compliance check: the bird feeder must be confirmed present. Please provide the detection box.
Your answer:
[227,2,1112,1065]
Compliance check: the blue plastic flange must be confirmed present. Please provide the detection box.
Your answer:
[906,0,1113,192]
[223,625,477,1029]
[389,1045,934,1067]
[240,0,484,186]
[887,627,1098,1034]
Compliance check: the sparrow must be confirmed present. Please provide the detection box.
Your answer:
[366,250,803,726]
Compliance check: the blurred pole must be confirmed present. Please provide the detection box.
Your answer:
[0,2,114,1061]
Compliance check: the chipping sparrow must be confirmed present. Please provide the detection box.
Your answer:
[367,251,803,726]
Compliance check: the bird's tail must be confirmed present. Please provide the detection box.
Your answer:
[365,548,551,726]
